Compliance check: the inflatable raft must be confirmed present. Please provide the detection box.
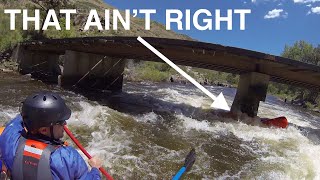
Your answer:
[261,116,288,128]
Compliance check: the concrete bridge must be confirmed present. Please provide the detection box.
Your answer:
[13,37,320,117]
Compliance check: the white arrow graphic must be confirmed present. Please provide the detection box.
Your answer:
[137,36,230,111]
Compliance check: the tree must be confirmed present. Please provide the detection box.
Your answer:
[282,40,315,64]
[280,40,320,107]
[314,45,320,66]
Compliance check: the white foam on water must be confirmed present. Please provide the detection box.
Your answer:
[156,88,209,108]
[177,114,228,137]
[175,114,320,179]
[79,105,189,179]
[46,85,320,179]
[0,106,19,125]
[69,104,135,177]
[86,127,132,170]
[255,172,290,180]
[68,101,104,127]
[134,112,163,124]
[72,106,166,179]
[139,81,155,87]
[259,102,316,129]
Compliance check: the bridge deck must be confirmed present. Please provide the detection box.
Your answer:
[22,37,320,89]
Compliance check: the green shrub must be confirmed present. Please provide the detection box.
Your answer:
[0,8,25,51]
[44,18,77,38]
[133,61,172,82]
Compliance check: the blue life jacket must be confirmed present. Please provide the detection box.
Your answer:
[0,115,101,180]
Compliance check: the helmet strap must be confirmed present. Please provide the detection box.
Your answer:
[50,126,55,140]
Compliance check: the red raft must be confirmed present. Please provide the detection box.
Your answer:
[261,116,289,128]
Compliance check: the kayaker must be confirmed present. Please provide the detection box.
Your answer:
[0,91,102,179]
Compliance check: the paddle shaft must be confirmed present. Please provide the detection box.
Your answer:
[172,167,186,180]
[172,148,196,180]
[63,126,114,180]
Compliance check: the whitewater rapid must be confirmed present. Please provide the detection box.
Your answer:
[1,74,319,179]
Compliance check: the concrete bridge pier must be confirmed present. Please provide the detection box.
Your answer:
[61,50,125,92]
[231,72,270,117]
[14,45,61,82]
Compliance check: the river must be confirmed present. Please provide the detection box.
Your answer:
[0,71,320,180]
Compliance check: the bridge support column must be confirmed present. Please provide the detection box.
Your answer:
[231,72,270,117]
[61,50,125,92]
[13,45,61,82]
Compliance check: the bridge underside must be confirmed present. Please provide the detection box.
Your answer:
[14,37,320,117]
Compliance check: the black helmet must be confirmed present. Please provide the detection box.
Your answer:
[21,91,71,131]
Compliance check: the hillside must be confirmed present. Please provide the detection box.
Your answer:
[0,0,193,74]
[73,0,192,40]
[0,0,213,92]
[0,0,191,53]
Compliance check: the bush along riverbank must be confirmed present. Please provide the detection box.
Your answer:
[124,60,319,113]
[124,60,238,87]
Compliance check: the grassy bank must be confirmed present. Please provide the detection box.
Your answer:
[125,60,239,87]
